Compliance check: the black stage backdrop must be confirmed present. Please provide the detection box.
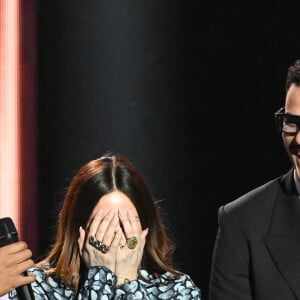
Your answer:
[36,2,300,299]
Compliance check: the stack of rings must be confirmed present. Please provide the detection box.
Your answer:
[88,236,109,254]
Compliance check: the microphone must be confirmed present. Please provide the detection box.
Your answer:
[0,217,35,299]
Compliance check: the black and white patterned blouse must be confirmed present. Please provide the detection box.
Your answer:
[9,266,201,299]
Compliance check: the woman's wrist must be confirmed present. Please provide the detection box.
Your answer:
[116,277,129,286]
[116,274,137,286]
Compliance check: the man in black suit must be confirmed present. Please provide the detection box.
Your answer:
[209,59,300,300]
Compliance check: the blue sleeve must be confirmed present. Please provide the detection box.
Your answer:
[9,267,201,300]
[9,266,117,300]
[114,273,201,299]
[114,280,151,299]
[78,266,117,299]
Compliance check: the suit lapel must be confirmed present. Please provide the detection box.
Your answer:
[263,169,300,298]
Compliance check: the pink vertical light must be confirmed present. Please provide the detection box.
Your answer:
[0,0,21,231]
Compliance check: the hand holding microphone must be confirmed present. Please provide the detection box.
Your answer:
[0,217,35,298]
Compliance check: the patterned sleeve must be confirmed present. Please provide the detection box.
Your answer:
[114,280,151,299]
[9,266,117,300]
[114,273,201,300]
[78,266,117,299]
[173,274,201,299]
[9,268,201,300]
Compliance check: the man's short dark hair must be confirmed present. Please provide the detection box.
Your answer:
[286,59,300,91]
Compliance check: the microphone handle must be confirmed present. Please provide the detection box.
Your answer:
[16,274,35,299]
[0,217,35,299]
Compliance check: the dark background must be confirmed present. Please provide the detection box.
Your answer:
[36,2,300,299]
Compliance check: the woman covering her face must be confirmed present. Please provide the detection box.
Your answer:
[10,154,201,299]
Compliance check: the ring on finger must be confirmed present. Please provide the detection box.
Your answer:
[88,236,110,254]
[126,236,139,249]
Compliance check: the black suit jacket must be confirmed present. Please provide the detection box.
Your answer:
[209,169,300,300]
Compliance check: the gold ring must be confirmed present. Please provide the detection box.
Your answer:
[126,236,139,249]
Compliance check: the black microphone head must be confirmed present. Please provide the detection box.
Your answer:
[0,217,19,246]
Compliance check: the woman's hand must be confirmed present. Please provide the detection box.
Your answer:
[78,208,120,272]
[115,209,148,285]
[78,208,149,285]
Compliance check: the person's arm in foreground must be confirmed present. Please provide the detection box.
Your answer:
[0,242,35,296]
[209,206,252,300]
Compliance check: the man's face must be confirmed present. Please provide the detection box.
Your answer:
[283,84,300,178]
